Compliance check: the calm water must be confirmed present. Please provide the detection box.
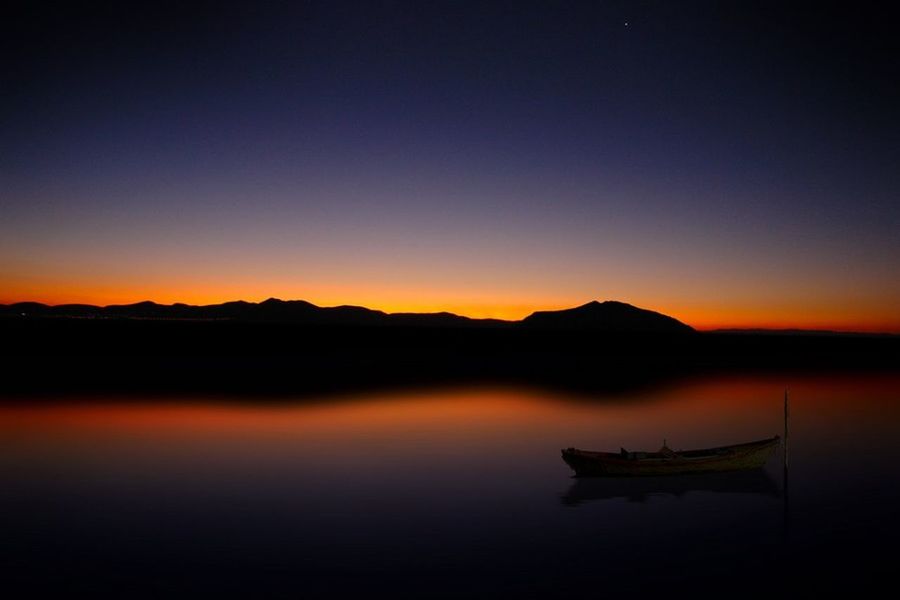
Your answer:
[2,373,899,598]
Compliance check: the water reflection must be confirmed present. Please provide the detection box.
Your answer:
[561,469,782,506]
[1,372,898,597]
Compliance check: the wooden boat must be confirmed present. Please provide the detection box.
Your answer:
[561,436,780,477]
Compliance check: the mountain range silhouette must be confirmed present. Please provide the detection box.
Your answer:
[2,297,897,397]
[0,298,694,333]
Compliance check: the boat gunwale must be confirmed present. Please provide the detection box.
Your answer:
[562,435,780,465]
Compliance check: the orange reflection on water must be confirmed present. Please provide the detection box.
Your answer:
[2,373,898,455]
[0,388,561,440]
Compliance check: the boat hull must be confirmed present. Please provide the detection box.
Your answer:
[561,436,780,477]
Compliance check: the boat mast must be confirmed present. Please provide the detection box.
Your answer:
[783,388,790,538]
[783,389,789,469]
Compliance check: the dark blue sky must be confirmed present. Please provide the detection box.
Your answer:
[2,1,898,329]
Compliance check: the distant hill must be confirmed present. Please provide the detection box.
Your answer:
[522,300,694,333]
[0,298,508,328]
[0,298,691,332]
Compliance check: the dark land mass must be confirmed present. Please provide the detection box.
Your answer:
[523,300,694,332]
[0,298,689,331]
[1,299,898,398]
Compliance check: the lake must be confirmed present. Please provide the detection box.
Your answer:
[2,372,898,598]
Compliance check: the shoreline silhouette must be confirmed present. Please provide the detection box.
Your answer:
[1,298,695,331]
[3,297,895,336]
[2,298,897,397]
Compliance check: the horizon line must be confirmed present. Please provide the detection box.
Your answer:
[3,296,898,336]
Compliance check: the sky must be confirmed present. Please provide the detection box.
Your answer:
[2,1,899,331]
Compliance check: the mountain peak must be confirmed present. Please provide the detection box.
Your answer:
[523,300,693,333]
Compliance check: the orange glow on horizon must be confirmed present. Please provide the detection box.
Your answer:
[1,282,899,334]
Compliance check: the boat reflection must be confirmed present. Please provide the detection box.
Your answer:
[561,469,781,506]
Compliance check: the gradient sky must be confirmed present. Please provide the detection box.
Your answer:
[2,1,899,330]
